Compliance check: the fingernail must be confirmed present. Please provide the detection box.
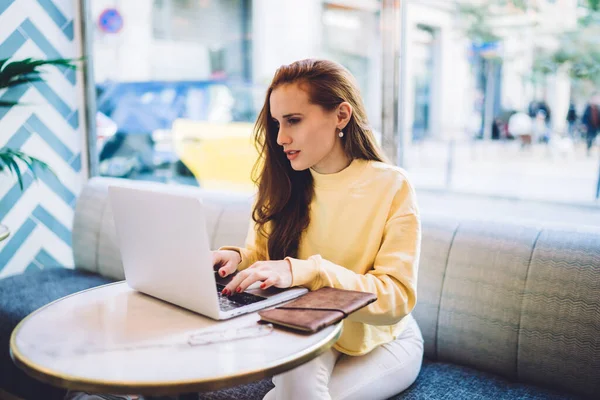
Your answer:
[220,270,225,277]
[221,289,227,295]
[236,287,242,293]
[260,283,266,289]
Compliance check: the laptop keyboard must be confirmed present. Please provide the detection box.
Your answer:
[216,283,265,311]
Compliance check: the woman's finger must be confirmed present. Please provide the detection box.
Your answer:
[215,251,241,277]
[223,269,250,294]
[211,251,223,268]
[235,270,269,293]
[218,259,238,277]
[224,261,260,281]
[260,277,278,290]
[247,261,262,270]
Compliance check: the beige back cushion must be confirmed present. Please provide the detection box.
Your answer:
[414,220,600,397]
[73,177,600,397]
[72,177,251,280]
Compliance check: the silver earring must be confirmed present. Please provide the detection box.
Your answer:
[338,131,344,138]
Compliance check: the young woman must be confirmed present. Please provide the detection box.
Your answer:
[67,59,423,400]
[213,59,424,400]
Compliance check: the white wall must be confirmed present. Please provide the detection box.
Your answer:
[402,1,472,145]
[92,0,242,82]
[501,26,535,112]
[251,0,323,85]
[92,0,152,81]
[150,41,211,81]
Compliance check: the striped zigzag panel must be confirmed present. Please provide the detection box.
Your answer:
[0,0,84,278]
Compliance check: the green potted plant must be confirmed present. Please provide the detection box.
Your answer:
[0,57,78,241]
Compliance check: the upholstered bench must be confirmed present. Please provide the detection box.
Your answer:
[1,177,598,399]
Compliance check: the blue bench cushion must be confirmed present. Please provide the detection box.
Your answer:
[196,360,581,400]
[0,268,115,400]
[394,360,581,400]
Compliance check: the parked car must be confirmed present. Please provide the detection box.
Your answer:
[95,80,262,181]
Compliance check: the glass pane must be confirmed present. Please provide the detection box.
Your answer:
[90,0,382,193]
[399,0,600,207]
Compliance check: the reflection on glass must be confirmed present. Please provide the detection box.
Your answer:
[91,0,382,192]
[401,0,599,205]
[89,0,599,206]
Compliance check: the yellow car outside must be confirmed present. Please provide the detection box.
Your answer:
[172,119,262,193]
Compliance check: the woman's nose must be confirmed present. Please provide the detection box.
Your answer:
[277,129,291,146]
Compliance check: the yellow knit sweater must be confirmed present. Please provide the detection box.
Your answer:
[222,159,421,355]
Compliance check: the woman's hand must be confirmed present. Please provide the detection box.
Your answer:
[212,250,242,278]
[222,260,293,295]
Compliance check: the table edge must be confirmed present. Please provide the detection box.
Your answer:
[10,282,344,395]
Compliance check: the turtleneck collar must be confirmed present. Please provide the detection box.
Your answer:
[309,158,368,189]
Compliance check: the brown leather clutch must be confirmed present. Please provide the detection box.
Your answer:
[258,287,377,333]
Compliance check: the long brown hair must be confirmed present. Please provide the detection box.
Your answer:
[252,59,386,260]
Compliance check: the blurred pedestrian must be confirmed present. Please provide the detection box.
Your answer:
[566,102,578,139]
[537,101,551,126]
[582,93,600,156]
[533,110,550,144]
[508,110,533,148]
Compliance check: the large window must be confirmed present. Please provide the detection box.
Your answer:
[88,0,600,224]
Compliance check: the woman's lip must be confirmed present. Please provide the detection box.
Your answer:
[286,151,300,160]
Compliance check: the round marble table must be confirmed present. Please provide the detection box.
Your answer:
[10,282,342,396]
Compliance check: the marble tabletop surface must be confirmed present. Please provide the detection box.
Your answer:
[10,282,342,395]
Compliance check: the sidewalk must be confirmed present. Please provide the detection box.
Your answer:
[417,189,600,229]
[405,139,600,206]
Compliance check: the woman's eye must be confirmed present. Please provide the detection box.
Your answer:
[288,118,300,125]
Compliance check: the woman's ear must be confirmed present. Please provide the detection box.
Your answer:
[337,102,353,130]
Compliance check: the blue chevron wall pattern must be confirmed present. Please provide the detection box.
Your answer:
[0,0,86,277]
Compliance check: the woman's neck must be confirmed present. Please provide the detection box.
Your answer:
[311,149,351,175]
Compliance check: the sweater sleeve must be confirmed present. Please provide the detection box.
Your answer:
[219,220,268,271]
[286,181,421,326]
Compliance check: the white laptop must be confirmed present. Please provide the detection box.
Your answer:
[108,184,308,320]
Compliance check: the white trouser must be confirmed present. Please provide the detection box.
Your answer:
[263,314,424,400]
[64,394,140,400]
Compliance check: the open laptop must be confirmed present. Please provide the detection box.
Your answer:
[108,184,308,320]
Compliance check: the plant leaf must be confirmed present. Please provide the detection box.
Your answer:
[7,156,24,190]
[0,100,19,107]
[0,58,79,90]
[0,152,22,190]
[0,148,56,189]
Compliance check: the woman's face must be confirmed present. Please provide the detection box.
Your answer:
[270,83,350,174]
